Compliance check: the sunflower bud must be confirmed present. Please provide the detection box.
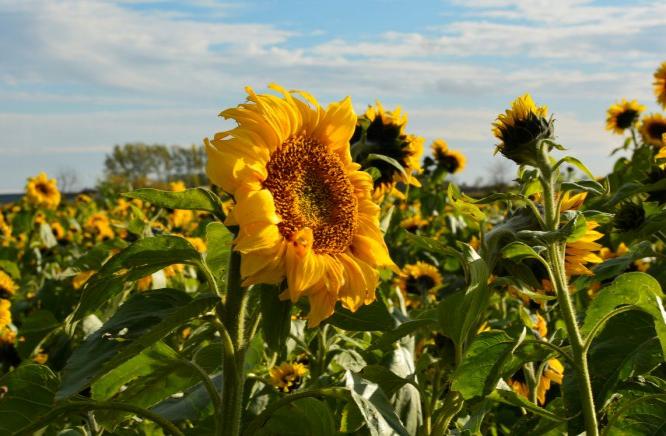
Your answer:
[644,166,666,204]
[492,94,554,167]
[613,203,645,232]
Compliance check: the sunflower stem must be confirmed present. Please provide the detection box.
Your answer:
[219,248,247,436]
[537,148,599,436]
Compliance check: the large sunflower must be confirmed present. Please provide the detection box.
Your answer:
[492,94,553,166]
[654,61,666,109]
[565,221,603,276]
[640,113,666,147]
[396,261,443,308]
[605,99,645,134]
[431,139,466,174]
[25,172,61,209]
[205,85,397,326]
[351,101,423,198]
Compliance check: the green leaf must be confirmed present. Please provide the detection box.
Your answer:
[344,371,410,436]
[204,222,233,286]
[327,299,396,332]
[605,394,666,436]
[58,289,218,399]
[501,241,546,263]
[71,235,202,321]
[259,284,292,354]
[0,260,20,279]
[258,398,337,436]
[488,380,565,423]
[151,374,222,422]
[402,230,458,257]
[15,310,61,359]
[370,319,437,351]
[561,180,605,196]
[125,187,224,216]
[581,272,666,355]
[451,331,521,399]
[555,156,596,180]
[360,365,411,397]
[365,154,408,181]
[0,365,59,434]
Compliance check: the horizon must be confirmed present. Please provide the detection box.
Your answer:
[1,0,665,193]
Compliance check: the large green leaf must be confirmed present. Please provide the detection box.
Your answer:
[451,331,520,399]
[15,310,60,359]
[58,289,218,399]
[344,371,410,436]
[204,222,233,287]
[257,397,337,436]
[360,365,411,397]
[605,394,666,435]
[327,299,395,332]
[581,272,666,354]
[258,284,292,354]
[369,318,437,351]
[125,187,225,216]
[151,374,222,422]
[0,365,59,434]
[72,235,202,321]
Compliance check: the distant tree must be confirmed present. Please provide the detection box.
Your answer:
[103,143,207,188]
[55,167,80,194]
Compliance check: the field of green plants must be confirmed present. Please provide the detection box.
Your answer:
[0,63,665,436]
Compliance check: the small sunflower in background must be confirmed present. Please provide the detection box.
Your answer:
[654,61,666,109]
[655,134,666,168]
[605,99,645,134]
[639,113,666,147]
[536,359,564,405]
[351,101,423,198]
[397,261,443,308]
[0,299,11,330]
[269,362,308,393]
[492,94,553,167]
[25,172,61,209]
[400,215,429,233]
[0,270,16,299]
[431,139,466,174]
[564,221,604,276]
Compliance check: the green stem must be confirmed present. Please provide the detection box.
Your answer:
[219,248,248,436]
[243,388,350,434]
[17,401,184,436]
[176,358,223,433]
[538,149,599,436]
[432,391,464,436]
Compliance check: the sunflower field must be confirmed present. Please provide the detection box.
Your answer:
[1,63,666,436]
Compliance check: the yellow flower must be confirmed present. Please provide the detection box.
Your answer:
[33,350,48,364]
[72,270,95,290]
[0,270,17,298]
[76,194,93,204]
[656,138,666,169]
[0,299,11,330]
[534,313,548,338]
[640,113,666,147]
[565,221,603,276]
[560,191,587,211]
[86,213,115,241]
[400,215,429,232]
[431,139,466,174]
[351,101,423,198]
[186,237,207,253]
[136,275,153,291]
[170,209,194,229]
[50,222,66,240]
[605,99,645,134]
[169,181,187,192]
[492,94,553,166]
[205,84,397,327]
[654,61,666,109]
[599,242,629,260]
[269,362,308,393]
[0,327,16,345]
[508,379,530,399]
[396,261,443,308]
[34,211,46,225]
[537,359,564,405]
[25,172,61,209]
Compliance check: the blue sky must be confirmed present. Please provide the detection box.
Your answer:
[1,0,665,192]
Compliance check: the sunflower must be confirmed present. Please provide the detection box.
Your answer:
[0,299,11,330]
[169,181,187,192]
[536,359,564,405]
[565,221,603,276]
[431,139,466,174]
[76,193,93,204]
[0,327,16,345]
[492,94,553,166]
[605,99,645,134]
[600,242,629,260]
[656,135,666,168]
[400,215,429,232]
[396,261,443,308]
[85,212,114,241]
[614,203,645,232]
[639,113,666,147]
[72,270,95,290]
[654,61,666,109]
[559,191,587,211]
[205,85,397,326]
[351,101,423,198]
[25,172,61,209]
[508,379,530,399]
[269,362,308,393]
[50,222,66,241]
[0,270,17,298]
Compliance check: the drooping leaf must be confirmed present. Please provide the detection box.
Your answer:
[204,222,233,287]
[258,283,292,354]
[125,187,225,216]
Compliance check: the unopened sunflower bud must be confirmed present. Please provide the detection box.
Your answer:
[614,203,645,232]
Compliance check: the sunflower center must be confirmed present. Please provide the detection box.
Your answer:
[36,182,52,196]
[263,135,358,254]
[647,121,666,140]
[405,275,436,295]
[615,109,638,129]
